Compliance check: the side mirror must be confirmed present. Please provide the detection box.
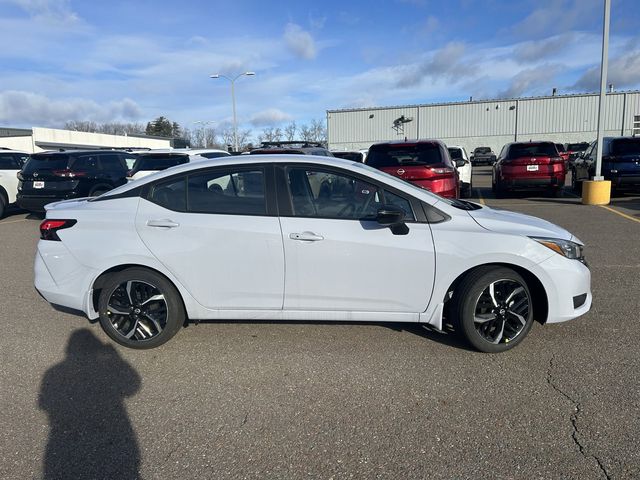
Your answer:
[376,205,409,235]
[455,159,466,168]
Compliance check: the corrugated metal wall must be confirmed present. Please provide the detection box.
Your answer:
[328,92,640,155]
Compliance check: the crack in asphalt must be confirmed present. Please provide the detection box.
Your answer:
[546,355,611,480]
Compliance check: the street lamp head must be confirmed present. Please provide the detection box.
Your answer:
[244,72,256,76]
[209,74,220,79]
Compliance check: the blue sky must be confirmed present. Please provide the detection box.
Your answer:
[0,0,639,138]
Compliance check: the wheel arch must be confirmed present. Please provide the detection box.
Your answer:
[0,185,9,205]
[91,263,188,320]
[444,262,549,325]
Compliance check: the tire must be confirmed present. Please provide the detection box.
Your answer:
[0,194,6,219]
[549,186,563,198]
[451,266,534,353]
[98,268,185,349]
[494,182,506,198]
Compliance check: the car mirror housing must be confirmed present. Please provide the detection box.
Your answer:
[376,205,409,235]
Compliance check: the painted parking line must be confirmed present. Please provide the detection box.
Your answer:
[599,205,640,224]
[475,188,486,205]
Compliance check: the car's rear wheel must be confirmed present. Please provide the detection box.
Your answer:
[98,268,185,349]
[452,266,534,353]
[0,194,6,219]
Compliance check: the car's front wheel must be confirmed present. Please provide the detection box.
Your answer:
[98,268,185,349]
[452,266,534,353]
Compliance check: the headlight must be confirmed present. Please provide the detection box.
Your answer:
[531,237,585,261]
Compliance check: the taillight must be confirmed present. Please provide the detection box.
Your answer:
[52,169,87,178]
[550,157,564,164]
[430,167,454,174]
[39,219,77,241]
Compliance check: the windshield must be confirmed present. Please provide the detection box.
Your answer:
[610,138,640,156]
[22,154,69,173]
[508,143,558,158]
[367,143,444,168]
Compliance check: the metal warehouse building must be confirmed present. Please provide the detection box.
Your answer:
[327,91,640,154]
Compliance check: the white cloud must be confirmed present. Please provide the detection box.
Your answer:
[0,90,142,126]
[498,64,563,98]
[573,50,640,91]
[249,108,293,127]
[283,23,317,60]
[2,0,79,23]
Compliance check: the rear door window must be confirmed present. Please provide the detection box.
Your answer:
[367,144,443,168]
[610,139,640,156]
[187,169,266,215]
[447,148,463,160]
[0,153,25,169]
[149,176,187,211]
[98,154,126,172]
[137,155,189,171]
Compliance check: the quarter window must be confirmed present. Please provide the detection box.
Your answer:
[287,168,382,220]
[187,169,266,215]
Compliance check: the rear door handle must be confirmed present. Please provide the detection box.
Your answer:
[147,219,180,228]
[289,231,324,242]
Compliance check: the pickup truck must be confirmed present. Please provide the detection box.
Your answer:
[471,147,496,166]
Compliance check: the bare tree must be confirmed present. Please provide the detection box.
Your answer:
[299,124,313,142]
[284,121,297,141]
[63,120,146,136]
[310,119,327,144]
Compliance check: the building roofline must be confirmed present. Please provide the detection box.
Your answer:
[326,90,640,114]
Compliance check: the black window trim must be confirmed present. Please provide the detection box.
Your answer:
[275,163,444,224]
[143,164,277,217]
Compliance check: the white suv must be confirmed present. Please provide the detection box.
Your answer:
[447,146,472,198]
[126,152,207,182]
[0,149,30,218]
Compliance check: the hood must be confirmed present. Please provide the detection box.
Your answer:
[467,206,574,242]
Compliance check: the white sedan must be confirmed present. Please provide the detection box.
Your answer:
[34,155,591,352]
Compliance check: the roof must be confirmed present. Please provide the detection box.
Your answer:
[326,90,640,114]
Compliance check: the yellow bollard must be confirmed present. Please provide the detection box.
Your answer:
[581,180,611,205]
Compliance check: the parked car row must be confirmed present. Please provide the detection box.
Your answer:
[569,137,640,194]
[0,148,229,217]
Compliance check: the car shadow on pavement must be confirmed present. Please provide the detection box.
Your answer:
[38,329,142,480]
[191,320,475,352]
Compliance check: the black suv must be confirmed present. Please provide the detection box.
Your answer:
[17,150,129,212]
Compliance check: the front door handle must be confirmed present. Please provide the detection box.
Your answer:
[147,219,180,228]
[289,231,324,242]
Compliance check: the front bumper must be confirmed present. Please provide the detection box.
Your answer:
[537,253,592,324]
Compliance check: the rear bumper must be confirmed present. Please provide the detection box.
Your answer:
[17,193,78,212]
[500,175,565,189]
[34,241,98,318]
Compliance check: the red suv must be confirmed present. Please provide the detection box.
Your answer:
[366,140,459,198]
[492,142,566,197]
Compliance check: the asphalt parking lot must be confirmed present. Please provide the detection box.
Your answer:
[1,166,639,480]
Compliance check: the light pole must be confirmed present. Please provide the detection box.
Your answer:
[210,72,255,152]
[582,0,611,205]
